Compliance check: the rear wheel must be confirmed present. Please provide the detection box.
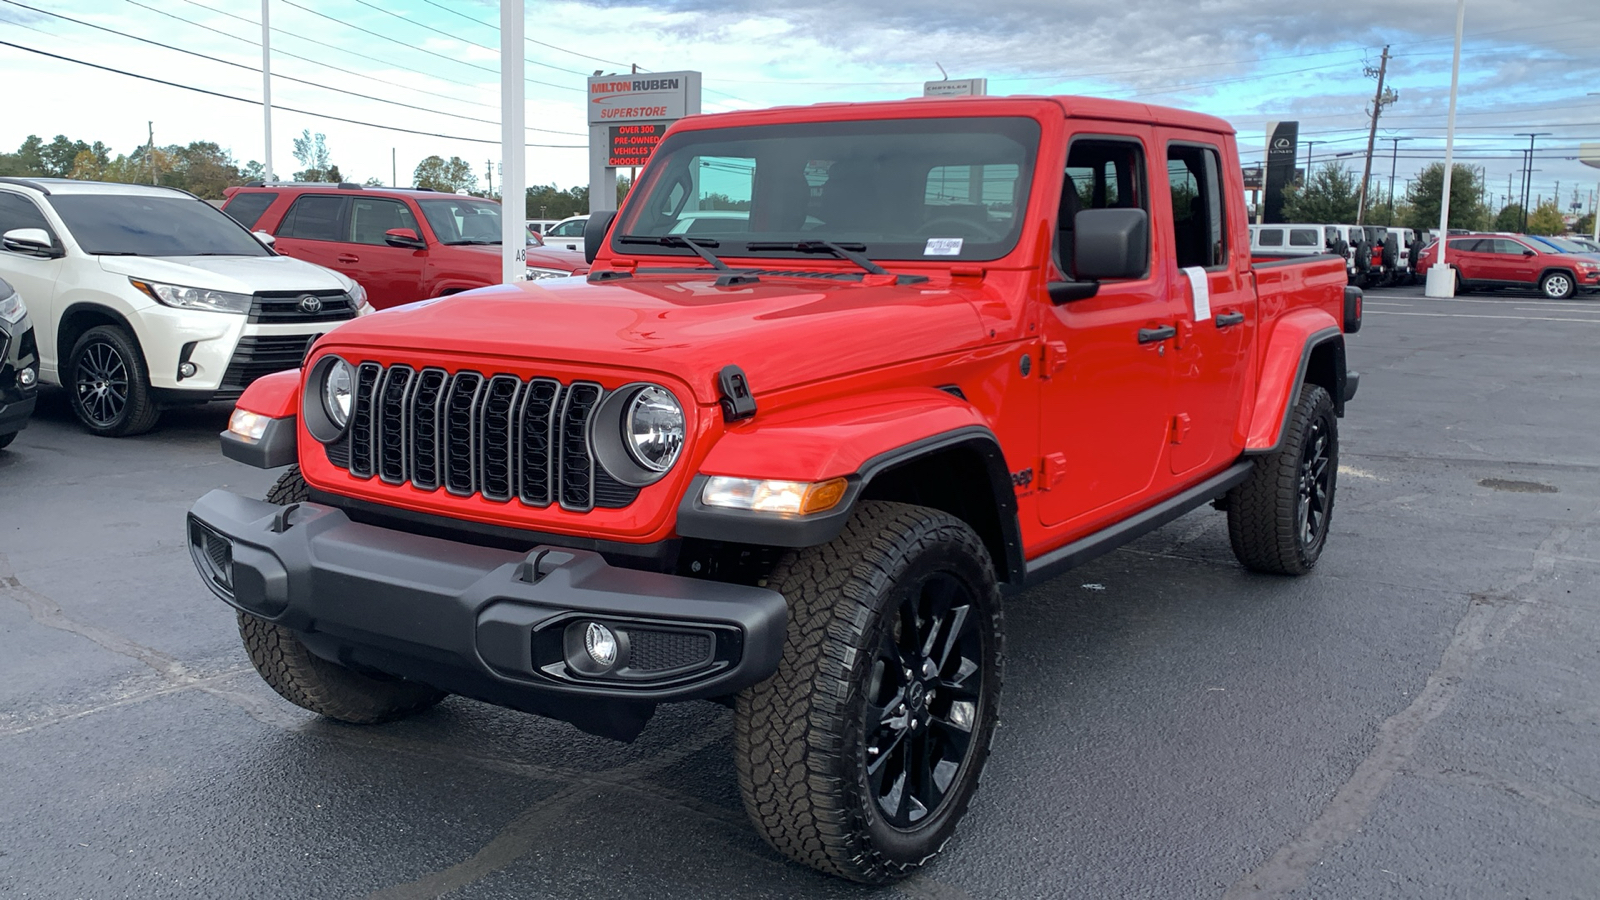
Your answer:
[1540,271,1575,300]
[68,325,160,437]
[238,467,447,724]
[1226,384,1338,575]
[734,501,1003,883]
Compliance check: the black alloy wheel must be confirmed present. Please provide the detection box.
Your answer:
[74,337,129,428]
[1297,415,1333,550]
[1225,383,1338,575]
[864,571,986,829]
[67,325,161,437]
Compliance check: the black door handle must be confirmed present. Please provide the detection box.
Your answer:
[1214,312,1245,327]
[1137,325,1177,344]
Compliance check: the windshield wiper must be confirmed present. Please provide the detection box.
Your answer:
[744,240,889,276]
[616,234,760,285]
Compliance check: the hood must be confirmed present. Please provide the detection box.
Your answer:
[97,254,353,293]
[455,243,590,273]
[321,272,993,404]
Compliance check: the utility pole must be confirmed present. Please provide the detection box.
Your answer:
[1515,132,1550,231]
[146,121,155,184]
[1386,136,1412,224]
[485,158,494,197]
[1303,140,1321,185]
[261,0,272,181]
[1356,46,1396,226]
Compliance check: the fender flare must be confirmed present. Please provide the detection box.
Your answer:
[234,367,301,418]
[1245,309,1344,454]
[220,368,302,469]
[677,388,1024,582]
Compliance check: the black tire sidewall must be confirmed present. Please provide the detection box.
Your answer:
[68,325,155,436]
[1295,392,1339,566]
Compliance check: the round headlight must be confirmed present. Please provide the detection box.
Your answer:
[323,358,354,429]
[624,386,684,473]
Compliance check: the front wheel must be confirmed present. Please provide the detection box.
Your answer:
[735,501,1003,883]
[1541,271,1575,300]
[1226,384,1338,575]
[67,325,160,437]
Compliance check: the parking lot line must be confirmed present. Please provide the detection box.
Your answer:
[1364,311,1600,324]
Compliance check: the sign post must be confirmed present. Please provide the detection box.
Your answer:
[1262,121,1299,224]
[588,71,700,213]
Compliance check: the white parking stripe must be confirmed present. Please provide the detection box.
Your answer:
[1364,310,1600,324]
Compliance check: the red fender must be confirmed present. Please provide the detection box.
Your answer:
[1245,308,1342,452]
[698,387,994,482]
[235,368,301,419]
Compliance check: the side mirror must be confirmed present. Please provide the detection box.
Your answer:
[1522,249,1535,257]
[2,227,61,258]
[384,228,425,250]
[252,230,276,248]
[1073,208,1149,280]
[583,211,617,264]
[526,229,544,247]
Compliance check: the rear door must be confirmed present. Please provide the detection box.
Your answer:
[345,196,427,307]
[0,191,67,378]
[1494,238,1540,285]
[271,194,349,273]
[1160,134,1254,476]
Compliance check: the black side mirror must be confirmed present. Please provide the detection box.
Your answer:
[1073,208,1149,280]
[383,228,425,250]
[583,210,618,264]
[1523,249,1535,257]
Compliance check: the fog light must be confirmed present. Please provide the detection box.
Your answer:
[17,367,35,387]
[178,361,198,378]
[584,622,617,667]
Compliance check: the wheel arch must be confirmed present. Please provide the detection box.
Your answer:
[1245,311,1345,454]
[57,302,146,371]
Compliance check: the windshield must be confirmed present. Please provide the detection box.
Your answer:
[417,197,504,245]
[48,194,271,257]
[613,116,1041,262]
[1534,236,1585,253]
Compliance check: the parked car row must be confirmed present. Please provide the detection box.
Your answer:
[1249,223,1418,285]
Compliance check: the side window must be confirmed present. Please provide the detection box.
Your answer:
[1058,138,1147,277]
[552,219,585,237]
[1258,229,1284,247]
[1289,228,1319,247]
[1448,238,1480,254]
[222,192,278,230]
[1325,227,1339,245]
[1167,144,1227,270]
[276,194,346,242]
[0,192,54,241]
[1493,239,1527,256]
[349,198,418,245]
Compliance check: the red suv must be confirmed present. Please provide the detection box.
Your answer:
[1415,232,1600,299]
[222,183,589,308]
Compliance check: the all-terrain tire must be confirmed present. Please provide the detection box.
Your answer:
[1540,270,1575,300]
[1226,384,1338,575]
[734,501,1003,883]
[67,324,160,437]
[237,467,447,724]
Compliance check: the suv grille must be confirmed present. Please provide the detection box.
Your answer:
[333,364,640,511]
[248,291,357,324]
[220,335,319,397]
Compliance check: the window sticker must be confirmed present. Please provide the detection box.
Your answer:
[924,237,963,256]
[1182,266,1211,320]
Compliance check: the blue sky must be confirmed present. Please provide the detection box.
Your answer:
[2,0,1597,214]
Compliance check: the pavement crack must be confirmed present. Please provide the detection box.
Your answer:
[1405,764,1600,823]
[0,570,192,684]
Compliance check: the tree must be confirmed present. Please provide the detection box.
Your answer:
[363,176,385,186]
[1493,204,1525,232]
[291,130,339,182]
[413,155,477,192]
[1525,201,1565,236]
[165,141,245,198]
[1576,213,1595,237]
[1404,163,1488,233]
[1281,162,1361,224]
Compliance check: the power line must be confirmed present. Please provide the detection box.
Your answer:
[345,0,589,78]
[412,0,634,69]
[1,0,584,136]
[0,38,585,149]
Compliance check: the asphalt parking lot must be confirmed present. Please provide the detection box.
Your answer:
[2,283,1598,899]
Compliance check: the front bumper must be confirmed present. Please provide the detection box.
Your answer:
[187,490,787,738]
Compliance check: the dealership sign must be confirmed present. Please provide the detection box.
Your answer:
[587,71,702,210]
[608,122,669,168]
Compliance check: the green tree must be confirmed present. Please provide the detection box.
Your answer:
[0,135,47,176]
[42,135,97,177]
[524,183,588,219]
[1576,213,1595,236]
[165,141,245,198]
[291,130,339,182]
[1493,203,1525,232]
[413,155,477,192]
[363,176,385,186]
[1281,162,1361,223]
[1404,163,1488,232]
[1525,200,1565,236]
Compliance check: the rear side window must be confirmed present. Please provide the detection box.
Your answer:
[277,195,346,242]
[1448,238,1482,253]
[223,192,278,230]
[349,198,419,245]
[1289,228,1319,247]
[1257,229,1284,247]
[1167,144,1227,269]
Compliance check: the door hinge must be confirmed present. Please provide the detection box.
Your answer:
[1170,413,1191,444]
[1041,453,1068,490]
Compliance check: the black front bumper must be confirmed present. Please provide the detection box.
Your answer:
[0,391,34,437]
[187,490,787,739]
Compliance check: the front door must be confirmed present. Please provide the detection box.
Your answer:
[0,192,66,379]
[345,196,428,307]
[1161,136,1255,475]
[1037,130,1180,531]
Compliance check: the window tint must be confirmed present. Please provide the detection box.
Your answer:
[1448,238,1481,253]
[1258,229,1284,247]
[277,195,346,242]
[0,192,53,242]
[416,197,503,244]
[350,198,418,245]
[223,192,278,230]
[1167,144,1226,269]
[1289,228,1319,247]
[49,194,270,256]
[1492,238,1528,255]
[550,219,585,237]
[1059,138,1147,276]
[1325,227,1340,243]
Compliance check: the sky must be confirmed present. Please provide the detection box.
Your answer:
[2,0,1598,216]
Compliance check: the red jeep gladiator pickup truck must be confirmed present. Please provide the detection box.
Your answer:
[188,96,1360,883]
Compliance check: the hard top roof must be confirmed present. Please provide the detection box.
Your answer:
[0,177,198,198]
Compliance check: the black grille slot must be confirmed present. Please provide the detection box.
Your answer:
[443,372,484,496]
[220,335,318,395]
[248,291,357,324]
[627,630,713,672]
[377,366,414,484]
[558,382,602,511]
[517,379,561,507]
[410,368,447,490]
[347,362,382,478]
[478,375,522,502]
[326,366,643,514]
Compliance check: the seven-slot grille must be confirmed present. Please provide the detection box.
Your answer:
[334,363,640,511]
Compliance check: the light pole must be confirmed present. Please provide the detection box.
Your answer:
[1514,132,1551,231]
[1425,0,1465,299]
[1386,137,1412,224]
[1303,140,1321,186]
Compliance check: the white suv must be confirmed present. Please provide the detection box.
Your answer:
[0,178,371,436]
